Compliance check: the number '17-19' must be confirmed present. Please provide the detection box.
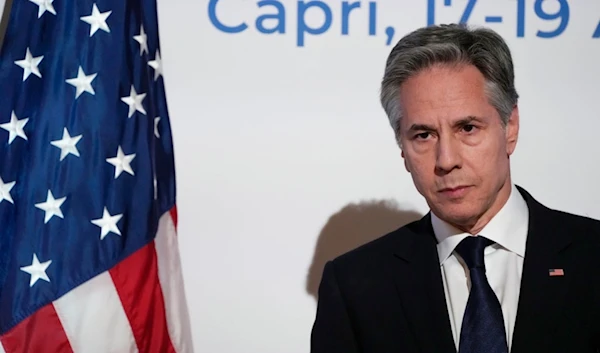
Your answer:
[427,0,572,38]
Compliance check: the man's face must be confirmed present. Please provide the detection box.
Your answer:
[398,64,519,230]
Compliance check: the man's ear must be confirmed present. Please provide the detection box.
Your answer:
[401,150,411,173]
[506,105,519,156]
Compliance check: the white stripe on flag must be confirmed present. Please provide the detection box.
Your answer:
[155,210,194,352]
[53,271,139,353]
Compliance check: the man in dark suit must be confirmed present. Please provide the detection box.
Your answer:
[310,23,600,353]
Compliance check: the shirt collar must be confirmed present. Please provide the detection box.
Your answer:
[432,183,530,265]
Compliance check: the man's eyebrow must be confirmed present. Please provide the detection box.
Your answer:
[407,123,435,132]
[407,116,486,132]
[454,115,485,126]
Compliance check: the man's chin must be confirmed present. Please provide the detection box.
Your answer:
[434,207,480,229]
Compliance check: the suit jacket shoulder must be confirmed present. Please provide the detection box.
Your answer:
[312,214,453,353]
[518,185,600,253]
[544,206,600,242]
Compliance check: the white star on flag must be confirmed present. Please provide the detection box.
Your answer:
[154,117,161,138]
[20,254,52,287]
[0,111,29,144]
[106,146,136,178]
[148,50,163,81]
[66,66,97,99]
[28,0,56,18]
[0,177,16,205]
[91,207,123,239]
[35,190,67,224]
[51,128,83,161]
[121,85,147,118]
[134,25,149,56]
[80,3,111,37]
[14,47,43,81]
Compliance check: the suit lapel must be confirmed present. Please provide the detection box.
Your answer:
[511,187,573,353]
[390,214,456,353]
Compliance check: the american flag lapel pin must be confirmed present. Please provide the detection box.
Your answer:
[549,268,565,276]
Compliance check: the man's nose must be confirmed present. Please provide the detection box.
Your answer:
[435,135,462,175]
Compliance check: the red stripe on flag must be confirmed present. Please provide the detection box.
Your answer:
[169,206,178,229]
[0,304,73,353]
[109,240,176,353]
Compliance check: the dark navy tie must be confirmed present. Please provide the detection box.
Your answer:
[454,236,508,353]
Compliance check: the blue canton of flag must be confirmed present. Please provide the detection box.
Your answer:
[0,0,192,351]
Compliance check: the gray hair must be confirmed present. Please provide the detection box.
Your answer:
[380,23,519,143]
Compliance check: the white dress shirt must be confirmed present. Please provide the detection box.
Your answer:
[431,183,529,352]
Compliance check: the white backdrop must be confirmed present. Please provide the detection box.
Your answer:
[3,0,600,352]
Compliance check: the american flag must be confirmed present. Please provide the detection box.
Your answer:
[0,0,193,352]
[549,268,565,277]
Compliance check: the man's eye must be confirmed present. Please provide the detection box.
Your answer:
[463,124,476,133]
[415,132,430,139]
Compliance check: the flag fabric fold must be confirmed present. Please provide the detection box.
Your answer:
[0,0,193,351]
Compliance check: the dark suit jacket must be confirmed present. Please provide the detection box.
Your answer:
[311,186,600,353]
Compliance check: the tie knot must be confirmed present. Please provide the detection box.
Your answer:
[454,236,494,270]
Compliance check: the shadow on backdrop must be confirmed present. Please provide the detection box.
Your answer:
[0,0,13,48]
[306,199,423,300]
